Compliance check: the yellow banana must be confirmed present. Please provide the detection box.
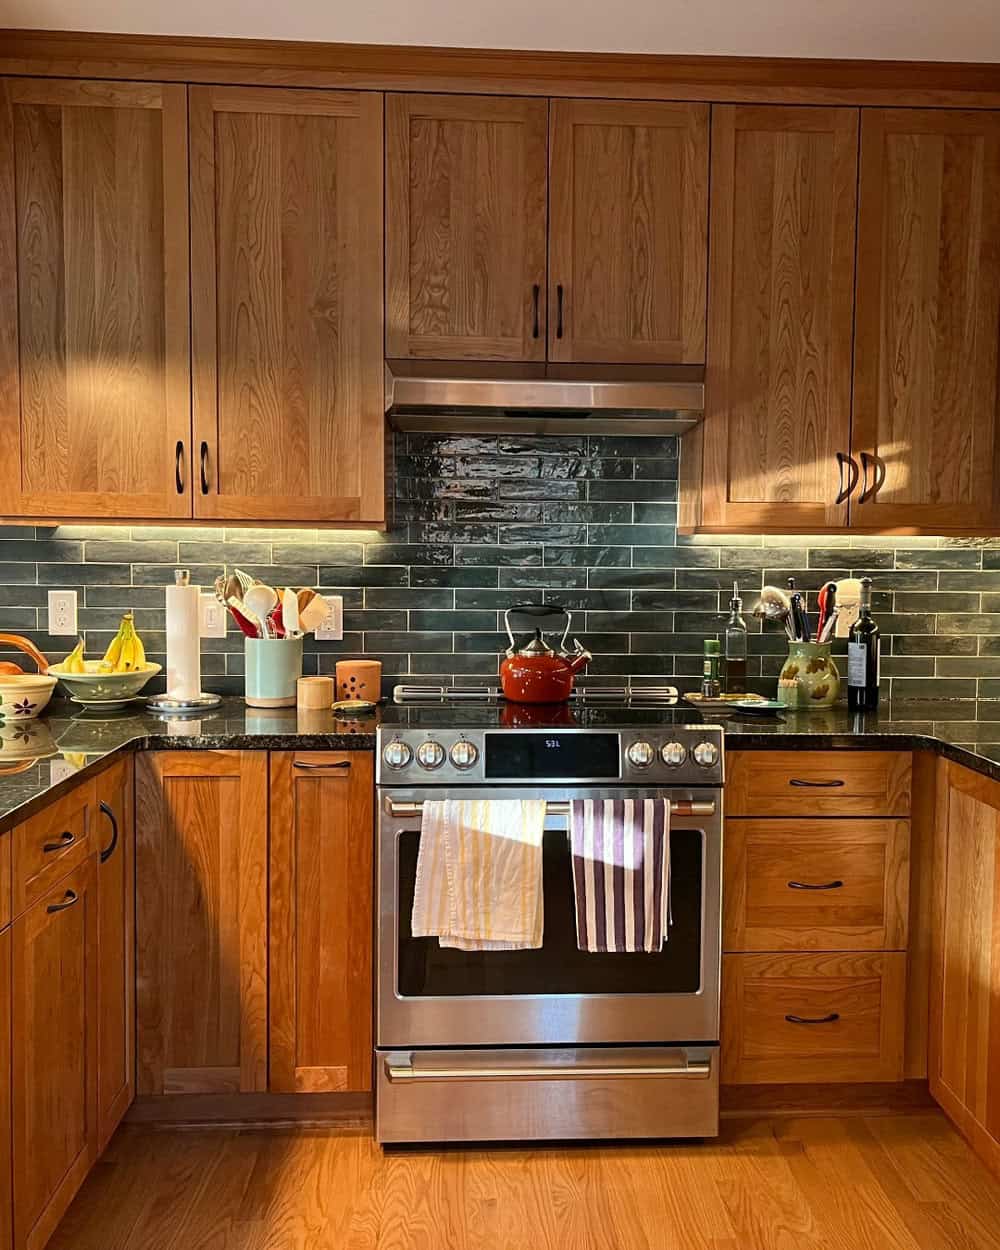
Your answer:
[133,628,146,668]
[103,626,123,669]
[63,639,86,674]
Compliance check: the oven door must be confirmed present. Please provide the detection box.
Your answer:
[376,785,722,1048]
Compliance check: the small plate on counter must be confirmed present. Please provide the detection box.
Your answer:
[69,695,148,714]
[729,699,786,715]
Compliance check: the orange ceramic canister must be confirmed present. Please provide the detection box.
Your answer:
[335,659,382,703]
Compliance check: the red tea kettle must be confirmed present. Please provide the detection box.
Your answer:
[499,605,592,704]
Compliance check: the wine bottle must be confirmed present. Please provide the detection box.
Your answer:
[847,577,880,712]
[724,581,748,694]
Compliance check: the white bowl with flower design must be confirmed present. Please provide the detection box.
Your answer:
[0,674,58,720]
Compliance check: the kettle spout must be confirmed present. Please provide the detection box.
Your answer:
[565,641,592,675]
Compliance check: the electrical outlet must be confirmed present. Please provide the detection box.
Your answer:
[199,593,227,639]
[313,595,344,641]
[47,590,78,636]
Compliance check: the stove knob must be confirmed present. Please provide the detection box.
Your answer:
[626,740,655,769]
[382,738,412,770]
[449,739,479,770]
[416,739,446,770]
[661,741,688,768]
[693,741,720,768]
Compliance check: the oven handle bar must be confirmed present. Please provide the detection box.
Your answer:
[384,1057,712,1083]
[383,798,716,818]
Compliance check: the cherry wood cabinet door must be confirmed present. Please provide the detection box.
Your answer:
[190,86,385,524]
[135,752,267,1097]
[386,93,548,362]
[269,751,374,1093]
[696,105,859,531]
[852,109,1000,532]
[12,857,98,1250]
[548,99,708,364]
[930,763,1000,1179]
[0,925,10,1250]
[94,757,134,1151]
[0,78,191,521]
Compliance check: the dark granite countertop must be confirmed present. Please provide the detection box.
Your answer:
[2,696,1000,834]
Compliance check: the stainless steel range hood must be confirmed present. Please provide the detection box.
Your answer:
[385,361,704,437]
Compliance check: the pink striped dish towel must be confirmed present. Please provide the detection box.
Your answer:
[569,798,670,953]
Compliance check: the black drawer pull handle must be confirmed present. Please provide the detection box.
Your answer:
[293,760,351,770]
[788,880,844,891]
[531,284,540,339]
[175,441,185,494]
[47,889,79,915]
[835,451,859,504]
[785,1013,840,1026]
[556,284,564,339]
[43,831,75,853]
[99,800,119,864]
[789,778,845,788]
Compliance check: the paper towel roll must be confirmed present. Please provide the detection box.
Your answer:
[165,576,202,701]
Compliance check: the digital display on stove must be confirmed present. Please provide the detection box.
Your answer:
[484,732,620,779]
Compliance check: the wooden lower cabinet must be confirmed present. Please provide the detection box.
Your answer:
[12,857,98,1250]
[136,751,268,1096]
[269,751,374,1092]
[0,924,11,1250]
[94,759,135,1150]
[930,762,1000,1177]
[722,951,907,1084]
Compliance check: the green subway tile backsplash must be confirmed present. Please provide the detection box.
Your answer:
[1,432,998,699]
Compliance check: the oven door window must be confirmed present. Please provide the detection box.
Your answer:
[396,826,704,997]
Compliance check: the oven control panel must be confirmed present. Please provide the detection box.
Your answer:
[376,727,724,786]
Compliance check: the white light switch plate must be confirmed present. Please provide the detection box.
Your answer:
[200,593,227,638]
[47,590,78,636]
[313,595,344,641]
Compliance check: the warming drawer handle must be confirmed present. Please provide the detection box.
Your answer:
[785,1013,840,1026]
[789,778,845,788]
[384,1058,711,1083]
[787,880,844,891]
[293,760,351,771]
[384,798,716,818]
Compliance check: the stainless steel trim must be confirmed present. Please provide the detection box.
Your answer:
[384,797,716,818]
[385,1057,711,1082]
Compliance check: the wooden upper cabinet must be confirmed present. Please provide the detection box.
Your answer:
[548,99,708,364]
[135,751,267,1097]
[386,94,548,361]
[12,857,98,1250]
[695,105,859,531]
[852,109,1000,532]
[190,86,385,524]
[269,751,374,1093]
[0,78,191,521]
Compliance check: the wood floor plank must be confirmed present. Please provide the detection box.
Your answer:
[46,1112,1000,1250]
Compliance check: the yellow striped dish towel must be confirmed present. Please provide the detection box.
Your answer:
[411,799,547,950]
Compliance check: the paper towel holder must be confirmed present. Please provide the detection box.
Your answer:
[148,569,223,715]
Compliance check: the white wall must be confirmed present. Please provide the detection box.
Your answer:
[3,0,999,62]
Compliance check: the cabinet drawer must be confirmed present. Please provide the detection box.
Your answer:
[722,951,906,1084]
[727,751,911,817]
[12,781,94,918]
[723,819,910,952]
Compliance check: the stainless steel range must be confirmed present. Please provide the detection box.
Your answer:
[374,693,723,1145]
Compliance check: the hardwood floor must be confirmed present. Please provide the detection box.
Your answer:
[48,1112,1000,1249]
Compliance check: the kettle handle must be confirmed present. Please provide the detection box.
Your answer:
[504,604,571,652]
